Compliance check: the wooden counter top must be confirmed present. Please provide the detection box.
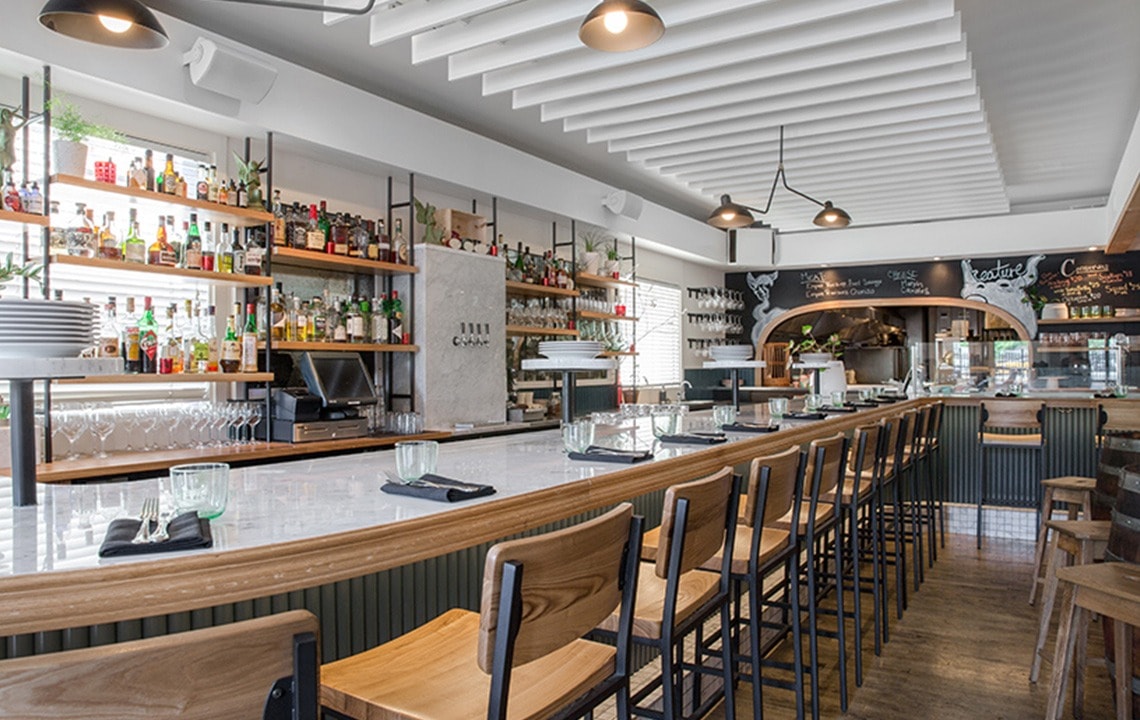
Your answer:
[0,400,918,637]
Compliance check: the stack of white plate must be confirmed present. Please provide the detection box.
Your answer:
[538,340,604,360]
[0,298,96,359]
[709,344,753,361]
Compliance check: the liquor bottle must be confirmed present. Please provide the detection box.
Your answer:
[358,296,372,342]
[128,157,146,190]
[351,217,368,259]
[220,314,242,374]
[345,299,363,343]
[26,182,43,215]
[3,179,21,212]
[318,201,331,252]
[144,149,155,192]
[244,228,265,276]
[182,301,202,374]
[122,296,141,373]
[98,297,121,358]
[332,299,348,342]
[204,305,219,373]
[148,217,176,266]
[48,201,66,254]
[388,290,404,345]
[207,165,219,203]
[196,165,209,201]
[372,219,388,262]
[217,178,229,206]
[289,203,307,249]
[227,180,239,207]
[305,204,324,251]
[163,153,177,195]
[66,203,95,258]
[139,297,159,374]
[489,234,501,257]
[272,190,286,246]
[331,214,349,256]
[217,222,234,273]
[175,219,189,267]
[201,221,215,272]
[270,285,286,341]
[98,211,121,260]
[256,292,269,342]
[184,213,203,270]
[371,296,386,342]
[122,209,145,264]
[235,181,246,209]
[158,304,179,374]
[393,218,409,264]
[241,301,259,373]
[309,295,326,341]
[295,298,310,342]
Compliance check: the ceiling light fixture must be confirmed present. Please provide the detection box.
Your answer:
[38,0,169,49]
[707,126,851,230]
[579,1,665,52]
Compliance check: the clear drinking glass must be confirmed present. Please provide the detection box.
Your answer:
[831,390,847,407]
[395,440,439,482]
[562,419,595,453]
[805,394,824,412]
[768,397,788,421]
[712,404,737,426]
[651,408,680,438]
[171,462,230,519]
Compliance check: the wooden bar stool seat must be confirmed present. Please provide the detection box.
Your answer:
[321,504,644,720]
[596,566,720,640]
[1048,563,1140,720]
[1030,477,1096,605]
[642,524,791,576]
[976,401,1047,550]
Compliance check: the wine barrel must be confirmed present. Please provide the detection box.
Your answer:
[1094,433,1140,521]
[1104,463,1140,718]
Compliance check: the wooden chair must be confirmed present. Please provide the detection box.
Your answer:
[321,504,643,720]
[880,409,915,618]
[0,610,319,719]
[976,400,1046,549]
[596,467,740,720]
[917,400,946,561]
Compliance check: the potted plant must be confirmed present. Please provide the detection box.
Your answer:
[578,228,607,275]
[603,241,621,277]
[0,253,43,299]
[48,98,123,177]
[1022,283,1047,317]
[413,198,444,245]
[788,323,843,363]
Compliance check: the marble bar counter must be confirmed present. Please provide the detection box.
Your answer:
[0,399,920,638]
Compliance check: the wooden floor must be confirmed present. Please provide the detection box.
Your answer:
[693,533,1120,720]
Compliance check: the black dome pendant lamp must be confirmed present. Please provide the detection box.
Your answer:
[579,1,665,52]
[39,0,169,49]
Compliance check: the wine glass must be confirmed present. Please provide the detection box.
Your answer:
[117,408,140,452]
[137,407,159,451]
[90,409,116,459]
[58,408,88,460]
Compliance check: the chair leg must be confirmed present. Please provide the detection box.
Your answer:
[892,479,907,618]
[1115,621,1132,720]
[924,457,937,566]
[935,446,946,550]
[834,525,849,712]
[977,446,986,549]
[805,543,821,720]
[876,486,891,645]
[869,495,883,655]
[911,468,924,592]
[720,599,736,720]
[1046,585,1080,720]
[661,634,679,720]
[848,503,864,686]
[616,685,632,720]
[747,574,764,720]
[1031,488,1057,606]
[1030,533,1065,683]
[789,553,807,720]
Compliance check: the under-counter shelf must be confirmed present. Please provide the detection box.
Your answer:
[57,372,273,384]
[575,272,638,289]
[504,280,578,298]
[50,174,273,226]
[271,246,418,275]
[0,209,48,226]
[577,310,639,322]
[50,253,273,287]
[600,350,637,357]
[261,341,417,353]
[1038,316,1140,325]
[505,325,579,337]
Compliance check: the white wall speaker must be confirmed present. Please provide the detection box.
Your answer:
[603,190,644,220]
[183,37,278,104]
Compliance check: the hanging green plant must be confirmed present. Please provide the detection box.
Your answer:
[47,98,124,144]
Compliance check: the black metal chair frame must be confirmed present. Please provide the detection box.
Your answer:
[976,402,1047,549]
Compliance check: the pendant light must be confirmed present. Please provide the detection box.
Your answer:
[706,126,851,230]
[579,1,665,52]
[39,0,169,49]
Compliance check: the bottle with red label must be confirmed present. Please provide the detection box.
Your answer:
[138,297,159,374]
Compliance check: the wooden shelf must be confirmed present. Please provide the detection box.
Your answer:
[1038,316,1140,325]
[0,209,48,226]
[1035,346,1111,353]
[272,246,418,275]
[57,372,273,384]
[575,272,638,289]
[50,174,273,226]
[50,253,273,287]
[262,341,418,353]
[506,325,579,337]
[504,280,579,298]
[577,310,639,322]
[600,350,637,357]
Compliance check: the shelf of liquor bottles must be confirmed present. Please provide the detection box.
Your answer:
[49,253,274,287]
[505,325,579,338]
[0,209,48,226]
[57,372,274,385]
[271,246,417,276]
[504,280,579,298]
[261,341,418,353]
[577,310,639,322]
[50,175,274,227]
[575,272,639,289]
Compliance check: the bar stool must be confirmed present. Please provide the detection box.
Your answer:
[1029,477,1095,605]
[595,467,740,720]
[976,400,1046,549]
[0,610,320,719]
[1048,562,1140,720]
[916,401,945,563]
[901,404,930,591]
[880,409,915,617]
[321,504,644,720]
[1030,519,1109,687]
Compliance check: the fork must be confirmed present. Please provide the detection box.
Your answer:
[150,509,170,544]
[131,498,156,544]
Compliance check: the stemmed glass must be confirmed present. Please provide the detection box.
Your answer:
[210,405,232,447]
[137,407,159,451]
[90,409,116,459]
[58,408,88,460]
[244,402,264,444]
[117,408,140,452]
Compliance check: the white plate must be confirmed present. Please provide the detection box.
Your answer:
[522,358,615,371]
[0,333,96,341]
[0,299,96,311]
[0,320,94,328]
[0,342,92,359]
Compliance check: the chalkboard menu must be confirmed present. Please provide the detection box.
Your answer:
[725,250,1140,345]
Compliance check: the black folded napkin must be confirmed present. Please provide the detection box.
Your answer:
[381,474,496,503]
[99,512,213,558]
[993,392,1021,399]
[785,411,828,420]
[1094,391,1119,399]
[874,396,901,403]
[849,401,879,408]
[821,405,858,413]
[722,422,780,433]
[660,433,728,445]
[569,445,654,463]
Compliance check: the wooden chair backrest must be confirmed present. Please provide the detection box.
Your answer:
[880,413,902,476]
[478,503,634,671]
[1100,399,1140,435]
[804,432,847,497]
[891,410,916,474]
[926,401,945,440]
[0,610,318,720]
[980,400,1044,431]
[655,466,735,579]
[850,424,882,479]
[743,445,801,528]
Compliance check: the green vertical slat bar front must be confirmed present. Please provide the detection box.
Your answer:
[334,579,351,660]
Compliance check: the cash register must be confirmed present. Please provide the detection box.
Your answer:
[271,352,377,443]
